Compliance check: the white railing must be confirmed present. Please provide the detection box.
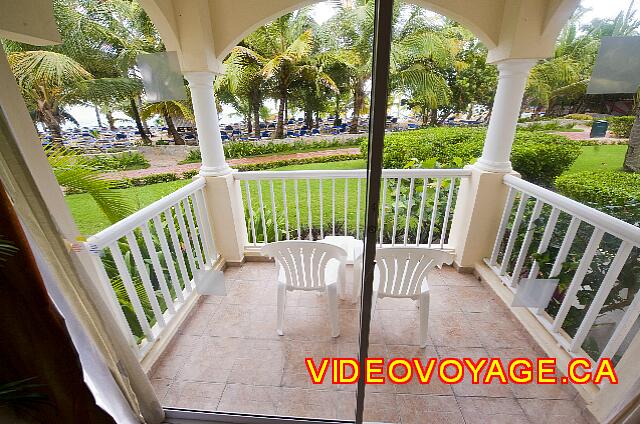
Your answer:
[85,178,218,357]
[487,174,640,369]
[234,169,471,248]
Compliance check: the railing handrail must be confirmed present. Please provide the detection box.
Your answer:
[504,174,640,245]
[87,177,205,249]
[233,168,471,180]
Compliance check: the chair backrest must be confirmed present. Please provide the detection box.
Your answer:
[261,241,347,290]
[375,248,453,298]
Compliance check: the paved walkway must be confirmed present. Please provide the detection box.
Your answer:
[105,147,361,179]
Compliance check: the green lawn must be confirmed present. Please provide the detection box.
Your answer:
[66,159,368,236]
[71,144,623,237]
[66,179,192,235]
[567,145,626,173]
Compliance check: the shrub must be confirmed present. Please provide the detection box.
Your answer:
[180,137,365,164]
[607,116,635,138]
[563,113,593,121]
[518,120,575,132]
[87,151,150,171]
[235,154,361,171]
[363,128,580,186]
[555,170,640,209]
[181,149,202,164]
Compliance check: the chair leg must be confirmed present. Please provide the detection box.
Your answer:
[419,290,430,347]
[277,283,286,336]
[327,284,340,337]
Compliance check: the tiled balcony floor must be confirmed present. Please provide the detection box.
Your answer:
[149,262,596,424]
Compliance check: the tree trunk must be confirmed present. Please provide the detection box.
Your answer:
[252,91,261,137]
[246,111,253,136]
[130,98,152,145]
[623,111,640,172]
[429,108,439,126]
[315,111,320,128]
[137,95,151,135]
[304,108,313,129]
[349,81,364,133]
[421,108,429,127]
[106,109,116,131]
[275,90,287,139]
[164,111,184,145]
[39,102,64,145]
[94,105,103,128]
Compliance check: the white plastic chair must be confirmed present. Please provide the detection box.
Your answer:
[358,247,454,347]
[261,241,347,337]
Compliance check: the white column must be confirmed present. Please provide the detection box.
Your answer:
[184,72,231,176]
[475,59,537,173]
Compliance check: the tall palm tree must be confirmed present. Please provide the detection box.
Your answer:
[141,100,194,145]
[5,50,91,142]
[216,49,264,137]
[231,12,316,138]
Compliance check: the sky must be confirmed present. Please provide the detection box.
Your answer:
[67,0,639,128]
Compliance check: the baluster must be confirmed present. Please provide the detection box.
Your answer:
[391,177,402,246]
[440,177,456,248]
[109,241,154,341]
[344,178,349,236]
[270,180,279,242]
[281,178,290,240]
[570,241,633,353]
[527,207,560,282]
[244,180,257,246]
[140,221,175,314]
[307,178,313,240]
[415,177,428,246]
[126,231,166,328]
[319,179,324,239]
[152,214,184,302]
[256,180,268,243]
[356,178,362,239]
[332,178,336,236]
[489,188,517,266]
[552,227,604,332]
[174,203,198,285]
[379,177,388,246]
[403,177,415,245]
[164,208,191,293]
[427,178,442,247]
[90,251,138,349]
[510,199,544,287]
[182,198,204,269]
[294,179,301,239]
[499,192,530,276]
[193,189,216,263]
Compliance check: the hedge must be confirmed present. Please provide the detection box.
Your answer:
[180,137,365,164]
[555,170,640,207]
[608,116,635,138]
[563,113,593,121]
[361,128,581,186]
[234,154,361,171]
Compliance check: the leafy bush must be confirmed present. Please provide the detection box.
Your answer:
[555,170,640,216]
[235,154,361,171]
[86,151,150,171]
[607,116,635,138]
[363,128,580,186]
[563,113,593,121]
[180,137,364,164]
[518,120,575,131]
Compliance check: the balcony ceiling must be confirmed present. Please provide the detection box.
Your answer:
[138,0,579,74]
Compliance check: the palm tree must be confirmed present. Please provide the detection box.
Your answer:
[141,100,194,145]
[231,12,316,138]
[216,49,264,137]
[5,50,91,142]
